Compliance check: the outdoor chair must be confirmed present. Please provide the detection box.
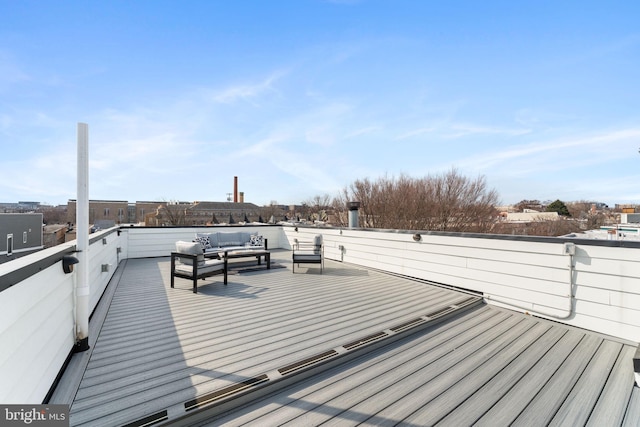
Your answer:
[292,234,324,273]
[171,241,227,293]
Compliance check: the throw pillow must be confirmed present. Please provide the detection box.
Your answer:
[250,235,264,246]
[194,235,211,249]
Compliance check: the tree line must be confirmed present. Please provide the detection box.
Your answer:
[301,169,611,236]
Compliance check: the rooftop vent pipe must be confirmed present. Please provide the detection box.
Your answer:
[348,201,360,229]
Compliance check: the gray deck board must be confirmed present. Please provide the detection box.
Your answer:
[59,252,640,427]
[624,386,640,426]
[431,327,575,426]
[211,305,506,426]
[587,345,637,426]
[549,339,623,426]
[473,329,585,426]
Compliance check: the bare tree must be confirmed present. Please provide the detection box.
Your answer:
[336,169,499,232]
[259,201,284,224]
[301,194,332,222]
[157,201,188,226]
[567,200,608,230]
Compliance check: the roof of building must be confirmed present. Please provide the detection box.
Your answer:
[51,251,640,426]
[189,201,261,211]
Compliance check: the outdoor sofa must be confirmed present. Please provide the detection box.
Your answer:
[194,231,267,256]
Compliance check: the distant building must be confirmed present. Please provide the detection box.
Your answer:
[505,211,559,222]
[0,201,41,213]
[621,213,640,224]
[0,213,44,264]
[186,201,263,225]
[43,224,69,248]
[67,200,129,225]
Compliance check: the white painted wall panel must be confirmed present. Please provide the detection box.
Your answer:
[0,261,75,403]
[87,229,121,311]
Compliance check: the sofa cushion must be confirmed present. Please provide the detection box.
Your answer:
[216,231,251,247]
[174,258,224,276]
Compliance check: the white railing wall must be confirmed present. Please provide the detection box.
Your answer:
[284,226,640,343]
[0,245,75,403]
[0,227,121,403]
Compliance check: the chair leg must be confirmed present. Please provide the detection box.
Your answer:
[170,255,176,288]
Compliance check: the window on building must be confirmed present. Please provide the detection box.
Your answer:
[7,234,13,256]
[104,208,110,217]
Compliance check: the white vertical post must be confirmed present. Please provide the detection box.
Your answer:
[75,123,90,351]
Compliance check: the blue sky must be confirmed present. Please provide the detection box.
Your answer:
[1,1,639,207]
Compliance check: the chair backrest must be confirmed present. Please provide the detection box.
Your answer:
[313,234,323,254]
[175,241,204,265]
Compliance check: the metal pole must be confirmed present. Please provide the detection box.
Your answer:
[75,123,90,352]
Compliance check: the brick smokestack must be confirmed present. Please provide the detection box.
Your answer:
[234,176,238,203]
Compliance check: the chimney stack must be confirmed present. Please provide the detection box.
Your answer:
[348,201,361,228]
[234,176,238,203]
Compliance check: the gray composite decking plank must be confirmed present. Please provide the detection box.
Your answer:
[473,329,586,426]
[549,339,623,427]
[280,314,536,426]
[208,305,501,426]
[73,291,464,404]
[90,268,440,358]
[79,287,455,388]
[623,385,640,426]
[87,271,448,365]
[222,308,514,427]
[510,332,603,426]
[434,328,582,426]
[402,322,565,426]
[73,294,466,416]
[587,345,638,426]
[348,321,550,427]
[98,269,380,335]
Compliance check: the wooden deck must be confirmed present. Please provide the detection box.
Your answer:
[57,250,640,426]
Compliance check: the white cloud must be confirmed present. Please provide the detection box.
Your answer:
[211,71,287,105]
[394,127,435,140]
[443,124,532,139]
[457,128,640,173]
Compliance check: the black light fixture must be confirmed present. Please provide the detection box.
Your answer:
[413,233,422,242]
[62,255,80,274]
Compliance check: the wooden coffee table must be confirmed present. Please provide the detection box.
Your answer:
[223,249,271,270]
